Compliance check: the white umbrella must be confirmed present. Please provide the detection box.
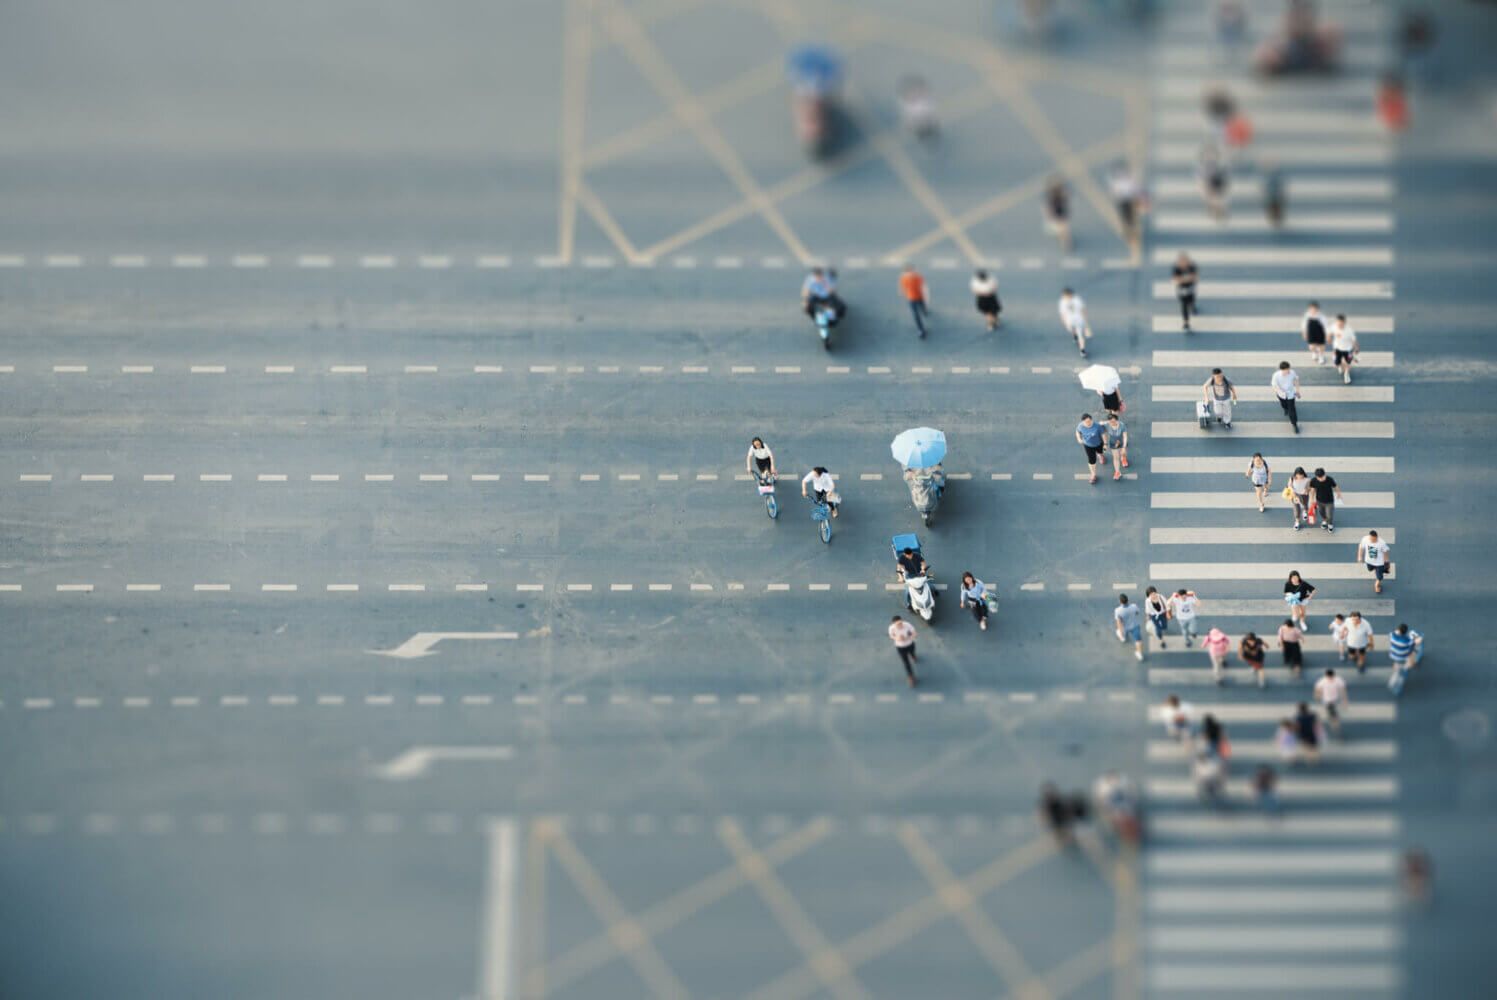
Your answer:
[1079,364,1121,394]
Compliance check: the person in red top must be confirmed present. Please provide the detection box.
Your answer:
[899,264,929,339]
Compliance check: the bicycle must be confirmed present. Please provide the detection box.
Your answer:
[755,471,779,520]
[808,495,833,544]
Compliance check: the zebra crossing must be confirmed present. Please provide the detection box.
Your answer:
[1142,2,1404,994]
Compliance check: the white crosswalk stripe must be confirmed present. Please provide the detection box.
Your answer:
[1151,180,1394,204]
[1150,561,1396,580]
[1150,421,1395,439]
[1153,350,1394,367]
[1151,315,1394,333]
[1154,142,1391,166]
[1153,212,1393,233]
[1151,281,1392,299]
[1151,385,1392,402]
[1150,526,1395,543]
[1150,490,1394,508]
[1149,456,1393,473]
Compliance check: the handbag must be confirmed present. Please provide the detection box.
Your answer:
[1281,486,1294,500]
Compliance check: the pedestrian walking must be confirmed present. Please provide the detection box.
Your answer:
[1038,783,1087,845]
[1043,176,1072,252]
[970,269,1001,330]
[958,572,993,631]
[1302,301,1328,366]
[1202,368,1237,428]
[1329,613,1348,661]
[1240,630,1267,688]
[1104,414,1129,480]
[1288,466,1312,530]
[1075,413,1106,485]
[1313,667,1348,736]
[1343,610,1374,673]
[899,264,930,339]
[1204,627,1232,685]
[1201,712,1228,758]
[1276,719,1301,764]
[897,75,939,143]
[1246,452,1272,512]
[1198,143,1230,222]
[1161,693,1195,740]
[1168,588,1201,647]
[1283,570,1316,628]
[1357,529,1392,594]
[1388,623,1423,695]
[1277,618,1304,678]
[1058,287,1091,357]
[1172,251,1199,331]
[1107,159,1145,259]
[1144,586,1170,646]
[1272,360,1301,433]
[1193,750,1226,805]
[1096,384,1125,421]
[888,615,919,686]
[1309,468,1342,532]
[1114,594,1145,661]
[1293,701,1323,762]
[1253,765,1280,813]
[1263,161,1286,228]
[1331,314,1360,383]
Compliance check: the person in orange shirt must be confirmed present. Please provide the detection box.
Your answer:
[898,264,929,339]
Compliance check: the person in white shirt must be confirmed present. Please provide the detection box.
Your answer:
[1313,668,1349,735]
[800,467,839,517]
[888,615,919,686]
[1331,314,1360,383]
[1107,160,1145,257]
[1167,588,1201,647]
[1160,694,1195,740]
[1301,301,1329,366]
[745,437,777,481]
[1329,613,1348,661]
[1342,610,1375,673]
[1357,530,1392,594]
[970,269,1001,330]
[1057,288,1090,357]
[1271,360,1301,433]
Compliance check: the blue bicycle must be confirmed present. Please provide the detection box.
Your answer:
[756,472,779,520]
[808,495,833,543]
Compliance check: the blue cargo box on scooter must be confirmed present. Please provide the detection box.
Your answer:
[891,533,922,557]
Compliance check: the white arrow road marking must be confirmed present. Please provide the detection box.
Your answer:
[478,818,520,1000]
[369,631,518,658]
[373,746,514,781]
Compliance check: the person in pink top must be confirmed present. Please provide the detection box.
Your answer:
[1203,627,1232,686]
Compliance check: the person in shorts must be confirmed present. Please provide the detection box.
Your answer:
[1301,301,1328,365]
[970,270,1001,330]
[1358,530,1392,593]
[1104,414,1129,480]
[1114,594,1145,661]
[1277,618,1304,678]
[1343,610,1374,673]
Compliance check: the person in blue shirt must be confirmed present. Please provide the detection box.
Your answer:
[1075,413,1107,484]
[800,267,844,321]
[1114,594,1145,660]
[1387,623,1423,696]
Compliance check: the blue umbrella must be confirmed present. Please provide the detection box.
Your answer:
[891,427,946,469]
[787,45,842,93]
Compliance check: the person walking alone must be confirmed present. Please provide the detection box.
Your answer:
[1314,668,1349,737]
[1310,468,1342,532]
[1172,252,1199,331]
[1283,570,1316,628]
[899,264,930,339]
[1043,176,1072,252]
[1204,627,1232,685]
[1168,588,1201,647]
[1144,586,1170,647]
[1058,288,1091,357]
[1246,452,1272,512]
[1107,160,1145,260]
[1240,630,1268,688]
[1272,360,1301,433]
[1114,594,1145,661]
[1358,529,1392,594]
[1388,623,1423,695]
[1203,368,1238,428]
[1302,301,1328,366]
[1331,313,1360,383]
[1075,413,1106,485]
[1343,610,1374,674]
[970,269,1000,331]
[1198,143,1230,222]
[888,615,919,687]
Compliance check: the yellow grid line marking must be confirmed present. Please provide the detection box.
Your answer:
[519,818,552,999]
[557,0,593,264]
[577,179,643,262]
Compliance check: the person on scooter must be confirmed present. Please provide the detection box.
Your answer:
[896,546,929,583]
[800,267,845,322]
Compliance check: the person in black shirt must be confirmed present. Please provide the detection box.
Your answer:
[896,547,928,583]
[1172,252,1199,331]
[1283,570,1316,628]
[1310,467,1343,532]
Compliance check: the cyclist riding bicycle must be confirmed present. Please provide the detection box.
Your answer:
[746,437,777,483]
[800,467,840,517]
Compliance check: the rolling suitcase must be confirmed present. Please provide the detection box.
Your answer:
[1196,400,1213,430]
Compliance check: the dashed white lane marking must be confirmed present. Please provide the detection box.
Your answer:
[46,254,83,268]
[261,584,297,592]
[327,584,359,592]
[296,254,333,268]
[121,365,154,374]
[194,583,231,592]
[330,365,367,374]
[475,365,504,373]
[233,254,269,268]
[405,365,438,374]
[200,474,232,482]
[365,474,394,482]
[190,365,226,374]
[419,255,453,270]
[1019,582,1045,591]
[265,365,296,374]
[257,474,287,483]
[56,584,93,592]
[419,474,448,482]
[111,254,149,268]
[1065,583,1092,592]
[172,254,207,268]
[0,254,26,267]
[1032,473,1053,481]
[53,365,87,373]
[523,474,550,482]
[125,584,161,592]
[565,583,592,592]
[20,474,52,482]
[360,255,396,269]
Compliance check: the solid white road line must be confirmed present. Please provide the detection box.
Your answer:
[1148,963,1400,991]
[1146,850,1396,876]
[1149,703,1394,723]
[1152,315,1394,333]
[1150,456,1393,473]
[1152,385,1392,402]
[1154,142,1390,166]
[1150,526,1395,544]
[1154,350,1393,367]
[1150,246,1393,266]
[1146,777,1397,800]
[478,817,519,1000]
[1150,561,1396,580]
[1155,109,1383,134]
[1148,887,1398,913]
[1150,812,1398,839]
[1152,421,1394,439]
[1148,926,1402,953]
[1150,490,1394,508]
[1153,213,1393,233]
[1146,739,1396,762]
[1152,281,1392,300]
